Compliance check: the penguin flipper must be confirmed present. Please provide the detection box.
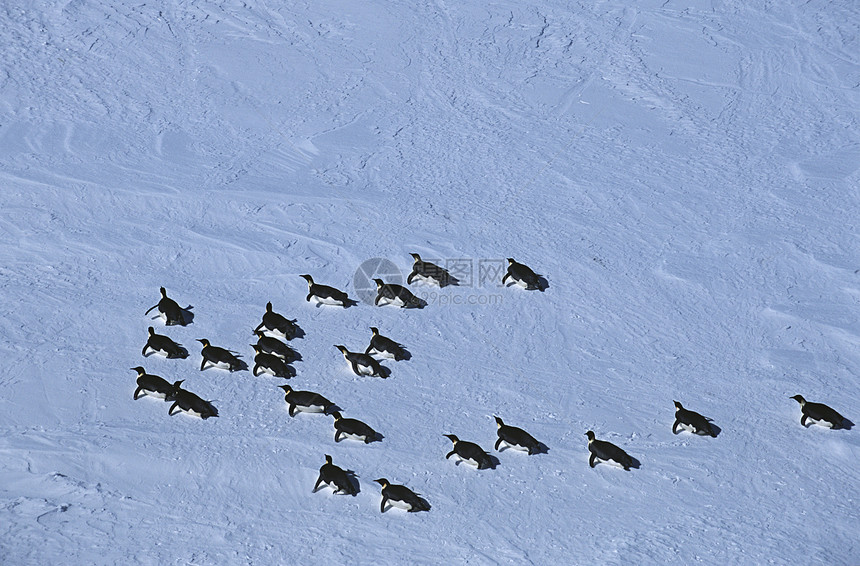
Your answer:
[254,322,264,332]
[141,343,151,356]
[800,414,808,427]
[672,420,681,434]
[502,273,510,284]
[334,430,342,443]
[288,404,296,417]
[350,362,361,376]
[380,496,388,513]
[494,437,503,451]
[200,358,208,371]
[445,450,456,460]
[253,365,261,376]
[589,453,597,468]
[313,476,323,493]
[133,387,144,400]
[145,304,158,315]
[168,402,180,416]
[407,271,416,284]
[305,293,313,302]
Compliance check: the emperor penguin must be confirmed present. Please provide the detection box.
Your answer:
[334,345,386,377]
[790,395,847,429]
[197,339,244,372]
[168,381,218,419]
[250,344,295,379]
[313,455,358,496]
[407,253,457,287]
[444,434,494,469]
[672,401,718,437]
[585,431,634,470]
[502,258,544,291]
[365,327,409,361]
[374,479,430,513]
[254,302,300,339]
[141,327,189,359]
[144,287,190,326]
[494,416,541,454]
[373,279,426,309]
[131,367,176,400]
[331,411,379,443]
[300,275,355,307]
[254,330,300,363]
[278,384,334,417]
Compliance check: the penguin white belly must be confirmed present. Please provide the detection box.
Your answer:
[500,439,530,452]
[368,347,395,360]
[386,498,414,511]
[378,296,407,308]
[312,295,344,306]
[676,422,698,434]
[808,417,836,428]
[354,363,375,376]
[258,365,278,377]
[142,389,171,400]
[411,273,438,286]
[452,454,481,468]
[174,406,206,418]
[508,277,530,288]
[339,431,368,442]
[206,360,234,370]
[296,404,326,413]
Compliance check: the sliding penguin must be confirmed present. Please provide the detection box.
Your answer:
[494,416,541,454]
[407,253,456,287]
[313,455,358,496]
[790,395,847,429]
[444,434,493,469]
[198,339,244,372]
[254,330,300,363]
[144,287,188,326]
[331,411,379,444]
[672,401,718,437]
[585,431,634,470]
[502,258,543,290]
[373,279,426,308]
[374,479,430,513]
[366,327,409,361]
[250,344,294,379]
[334,345,386,377]
[300,275,354,307]
[254,302,300,339]
[141,327,188,359]
[168,381,218,419]
[131,367,176,400]
[278,385,334,417]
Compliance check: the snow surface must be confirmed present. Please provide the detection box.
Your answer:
[1,0,859,564]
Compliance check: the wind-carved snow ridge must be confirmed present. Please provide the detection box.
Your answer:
[0,1,858,564]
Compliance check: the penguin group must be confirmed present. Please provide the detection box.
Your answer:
[130,248,851,516]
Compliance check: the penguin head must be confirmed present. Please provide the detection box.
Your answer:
[130,366,145,375]
[370,327,379,336]
[585,430,596,442]
[147,327,156,335]
[444,434,460,444]
[506,258,516,264]
[410,253,421,262]
[374,478,389,488]
[324,454,333,465]
[278,384,293,394]
[253,330,265,337]
[172,380,185,389]
[673,400,683,410]
[197,339,210,347]
[334,345,348,354]
[250,344,261,353]
[330,411,342,421]
[159,287,168,297]
[266,302,273,312]
[373,278,385,288]
[494,416,504,428]
[299,274,313,284]
[790,395,806,405]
